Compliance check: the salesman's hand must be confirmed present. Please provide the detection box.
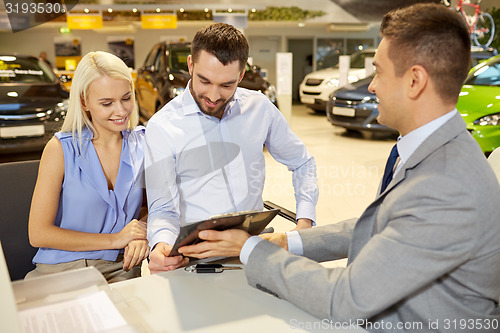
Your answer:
[258,232,288,250]
[292,218,313,230]
[148,242,189,274]
[178,229,251,259]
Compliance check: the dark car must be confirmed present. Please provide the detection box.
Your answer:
[135,42,277,123]
[0,55,69,154]
[325,46,499,139]
[326,74,398,135]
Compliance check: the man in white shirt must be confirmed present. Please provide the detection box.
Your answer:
[145,23,318,273]
[180,4,500,331]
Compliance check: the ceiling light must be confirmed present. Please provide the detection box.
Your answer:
[107,8,113,13]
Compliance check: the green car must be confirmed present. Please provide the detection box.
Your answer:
[458,54,500,155]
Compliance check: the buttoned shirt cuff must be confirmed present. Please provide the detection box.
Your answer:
[296,201,316,226]
[240,236,264,265]
[239,231,305,265]
[286,230,304,256]
[149,230,177,250]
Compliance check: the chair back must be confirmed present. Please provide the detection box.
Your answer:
[0,160,39,280]
[0,242,22,332]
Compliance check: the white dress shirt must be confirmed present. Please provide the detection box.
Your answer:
[145,84,319,248]
[240,109,458,264]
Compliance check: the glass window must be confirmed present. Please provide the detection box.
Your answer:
[0,56,55,83]
[153,47,163,71]
[466,60,500,86]
[169,46,190,72]
[350,50,377,69]
[144,44,161,68]
[316,38,343,70]
[346,39,374,55]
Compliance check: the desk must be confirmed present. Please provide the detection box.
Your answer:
[110,267,365,333]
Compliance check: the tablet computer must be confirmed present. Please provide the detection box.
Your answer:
[169,209,280,257]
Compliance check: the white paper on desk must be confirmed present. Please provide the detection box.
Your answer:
[18,290,128,333]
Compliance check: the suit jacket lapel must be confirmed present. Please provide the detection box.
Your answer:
[348,113,467,263]
[380,113,466,196]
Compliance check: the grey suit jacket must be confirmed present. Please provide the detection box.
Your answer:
[245,113,500,332]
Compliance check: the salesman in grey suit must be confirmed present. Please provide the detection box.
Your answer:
[179,3,500,331]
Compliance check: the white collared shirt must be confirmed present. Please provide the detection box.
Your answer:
[145,83,318,248]
[394,109,457,177]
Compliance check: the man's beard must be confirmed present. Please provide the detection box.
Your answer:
[189,80,232,119]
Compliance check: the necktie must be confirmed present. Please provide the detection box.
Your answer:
[380,144,399,193]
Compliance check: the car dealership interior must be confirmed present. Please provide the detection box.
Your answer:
[1,0,500,332]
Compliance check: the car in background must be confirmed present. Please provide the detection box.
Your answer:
[470,46,498,68]
[0,55,68,153]
[326,74,398,136]
[457,54,500,155]
[299,48,376,112]
[135,42,277,123]
[325,47,499,140]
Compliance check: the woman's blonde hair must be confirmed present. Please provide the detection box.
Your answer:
[60,51,138,144]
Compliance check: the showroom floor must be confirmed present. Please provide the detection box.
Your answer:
[263,103,396,227]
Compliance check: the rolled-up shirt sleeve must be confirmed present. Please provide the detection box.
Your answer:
[292,157,318,224]
[145,120,181,248]
[265,107,319,224]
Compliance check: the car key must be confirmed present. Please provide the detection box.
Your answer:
[186,263,243,273]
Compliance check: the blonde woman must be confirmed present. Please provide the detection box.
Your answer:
[27,51,148,282]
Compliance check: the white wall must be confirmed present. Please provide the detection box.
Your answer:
[0,22,207,71]
[0,21,380,86]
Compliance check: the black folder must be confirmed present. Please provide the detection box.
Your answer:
[169,209,280,257]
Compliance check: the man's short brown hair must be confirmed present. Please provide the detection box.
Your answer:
[191,23,249,72]
[381,3,470,103]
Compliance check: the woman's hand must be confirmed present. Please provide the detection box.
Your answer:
[114,219,147,249]
[123,239,150,271]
